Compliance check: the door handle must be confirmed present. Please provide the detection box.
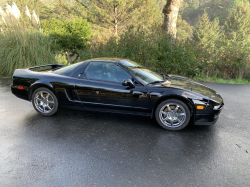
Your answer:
[132,91,148,98]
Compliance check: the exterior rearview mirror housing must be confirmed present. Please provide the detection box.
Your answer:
[122,79,135,88]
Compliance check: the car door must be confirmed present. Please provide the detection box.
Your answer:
[74,61,149,115]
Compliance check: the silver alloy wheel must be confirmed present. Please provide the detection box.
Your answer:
[159,103,186,128]
[34,91,55,114]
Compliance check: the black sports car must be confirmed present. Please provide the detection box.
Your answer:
[11,58,224,130]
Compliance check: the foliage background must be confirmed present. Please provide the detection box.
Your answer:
[0,0,250,81]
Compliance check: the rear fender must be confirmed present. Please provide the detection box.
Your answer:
[28,82,55,101]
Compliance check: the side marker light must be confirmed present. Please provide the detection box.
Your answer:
[197,106,204,110]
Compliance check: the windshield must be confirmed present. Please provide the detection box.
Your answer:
[120,60,164,84]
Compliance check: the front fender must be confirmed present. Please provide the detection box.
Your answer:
[149,88,208,118]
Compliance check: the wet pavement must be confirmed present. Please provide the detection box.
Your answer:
[0,77,249,187]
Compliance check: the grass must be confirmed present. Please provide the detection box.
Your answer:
[0,31,56,77]
[193,76,250,84]
[0,3,56,77]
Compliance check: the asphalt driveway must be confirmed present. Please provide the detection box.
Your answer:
[0,77,249,187]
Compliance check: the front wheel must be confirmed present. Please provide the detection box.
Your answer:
[155,99,190,131]
[32,87,59,116]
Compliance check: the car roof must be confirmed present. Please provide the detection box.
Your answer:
[88,57,123,62]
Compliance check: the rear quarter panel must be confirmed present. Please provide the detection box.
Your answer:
[12,69,39,100]
[12,69,78,104]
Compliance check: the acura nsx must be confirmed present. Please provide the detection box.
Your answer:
[11,58,224,130]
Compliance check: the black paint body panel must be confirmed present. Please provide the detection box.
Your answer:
[11,59,224,126]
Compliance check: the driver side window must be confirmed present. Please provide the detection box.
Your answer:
[84,61,131,82]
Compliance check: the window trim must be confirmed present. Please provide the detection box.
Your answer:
[70,61,90,78]
[116,62,145,86]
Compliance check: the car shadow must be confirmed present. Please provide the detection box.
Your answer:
[21,109,218,163]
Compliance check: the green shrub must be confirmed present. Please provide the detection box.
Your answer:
[41,18,91,64]
[193,6,250,80]
[79,27,200,78]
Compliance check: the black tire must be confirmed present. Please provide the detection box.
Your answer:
[32,87,59,116]
[155,99,190,131]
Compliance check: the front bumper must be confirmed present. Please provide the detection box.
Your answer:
[194,103,224,125]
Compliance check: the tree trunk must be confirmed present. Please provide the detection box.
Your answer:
[162,0,183,39]
[114,4,118,36]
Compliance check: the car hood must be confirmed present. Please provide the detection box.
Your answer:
[153,75,223,104]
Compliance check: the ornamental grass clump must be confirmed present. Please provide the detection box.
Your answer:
[0,2,56,77]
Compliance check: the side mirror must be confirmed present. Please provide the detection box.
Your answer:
[122,79,135,88]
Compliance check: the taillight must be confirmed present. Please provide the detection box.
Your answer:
[18,86,24,90]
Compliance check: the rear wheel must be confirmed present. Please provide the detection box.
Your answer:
[32,87,59,116]
[155,99,190,131]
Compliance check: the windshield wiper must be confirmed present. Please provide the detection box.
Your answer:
[148,80,165,85]
[161,74,169,81]
[148,74,171,85]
